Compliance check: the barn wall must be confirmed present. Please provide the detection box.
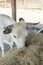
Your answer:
[16,0,43,24]
[0,0,12,17]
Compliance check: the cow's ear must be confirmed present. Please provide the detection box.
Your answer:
[3,28,12,34]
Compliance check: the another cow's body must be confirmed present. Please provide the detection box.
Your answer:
[0,14,15,57]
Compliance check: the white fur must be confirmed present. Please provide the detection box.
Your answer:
[0,14,15,57]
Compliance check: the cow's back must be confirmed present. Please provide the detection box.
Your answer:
[0,14,15,29]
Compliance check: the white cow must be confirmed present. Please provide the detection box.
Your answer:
[0,14,15,57]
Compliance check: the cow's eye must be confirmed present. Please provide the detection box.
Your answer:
[14,35,16,38]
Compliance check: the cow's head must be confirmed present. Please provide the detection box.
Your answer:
[3,22,27,48]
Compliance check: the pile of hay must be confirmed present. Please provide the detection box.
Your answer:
[0,33,43,65]
[25,32,43,46]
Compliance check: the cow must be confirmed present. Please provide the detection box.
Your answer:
[0,14,15,57]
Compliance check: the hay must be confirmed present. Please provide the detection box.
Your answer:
[25,32,43,47]
[0,44,42,65]
[0,33,43,65]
